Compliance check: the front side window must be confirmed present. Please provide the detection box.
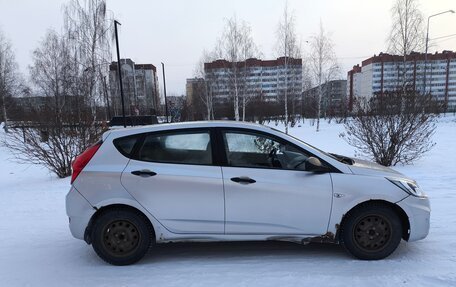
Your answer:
[222,131,312,170]
[138,130,212,165]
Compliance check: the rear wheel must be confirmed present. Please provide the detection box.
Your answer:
[340,204,402,260]
[91,208,153,265]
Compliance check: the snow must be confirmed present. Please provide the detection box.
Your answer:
[1,116,456,286]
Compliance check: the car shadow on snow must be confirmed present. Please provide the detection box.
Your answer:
[137,240,416,265]
[79,240,417,266]
[138,241,349,264]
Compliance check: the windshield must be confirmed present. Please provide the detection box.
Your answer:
[268,126,354,165]
[268,127,336,158]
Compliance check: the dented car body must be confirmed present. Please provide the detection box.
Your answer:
[66,121,430,265]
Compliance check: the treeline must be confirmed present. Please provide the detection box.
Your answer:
[181,91,348,124]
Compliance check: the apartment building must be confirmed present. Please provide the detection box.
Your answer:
[109,59,160,116]
[347,51,456,111]
[303,80,347,116]
[204,57,302,103]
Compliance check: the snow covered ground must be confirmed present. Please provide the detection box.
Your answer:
[0,116,455,286]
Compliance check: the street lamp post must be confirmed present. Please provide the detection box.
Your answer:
[114,20,127,128]
[423,9,455,94]
[161,62,169,123]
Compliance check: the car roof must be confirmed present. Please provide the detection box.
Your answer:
[104,121,277,140]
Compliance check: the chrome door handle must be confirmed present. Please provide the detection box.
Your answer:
[231,176,256,184]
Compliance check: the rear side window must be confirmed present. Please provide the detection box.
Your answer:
[113,135,141,158]
[138,131,212,165]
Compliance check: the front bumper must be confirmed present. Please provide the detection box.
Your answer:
[397,195,431,242]
[65,186,96,240]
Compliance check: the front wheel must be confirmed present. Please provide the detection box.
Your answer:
[91,208,154,265]
[340,204,402,260]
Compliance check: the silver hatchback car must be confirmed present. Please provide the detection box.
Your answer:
[66,121,430,265]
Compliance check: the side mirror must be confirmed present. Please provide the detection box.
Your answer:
[306,157,329,173]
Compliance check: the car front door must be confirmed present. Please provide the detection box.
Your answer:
[219,128,333,235]
[121,129,224,234]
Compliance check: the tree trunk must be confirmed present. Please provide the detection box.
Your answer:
[242,94,246,121]
[284,58,289,134]
[1,93,8,132]
[0,73,8,132]
[234,72,240,121]
[317,83,322,132]
[316,54,323,132]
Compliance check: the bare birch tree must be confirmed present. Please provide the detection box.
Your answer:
[64,0,112,119]
[29,31,72,118]
[2,30,104,178]
[240,30,261,121]
[388,0,425,92]
[300,61,313,119]
[0,30,21,132]
[309,21,339,132]
[276,4,300,133]
[194,51,215,120]
[2,1,110,178]
[216,16,259,121]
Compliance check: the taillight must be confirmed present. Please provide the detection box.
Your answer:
[71,141,102,184]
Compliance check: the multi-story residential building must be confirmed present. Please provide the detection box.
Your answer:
[303,80,347,116]
[347,51,456,111]
[109,59,160,116]
[185,77,207,120]
[204,57,302,103]
[347,64,362,111]
[186,78,206,108]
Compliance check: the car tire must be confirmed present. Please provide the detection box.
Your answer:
[340,204,402,260]
[91,208,154,265]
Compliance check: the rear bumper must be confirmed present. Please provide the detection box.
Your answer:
[397,195,431,242]
[65,186,96,240]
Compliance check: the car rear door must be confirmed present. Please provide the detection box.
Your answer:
[219,128,333,235]
[120,128,225,234]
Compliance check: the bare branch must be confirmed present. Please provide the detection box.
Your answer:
[308,21,339,131]
[0,29,22,132]
[276,4,301,133]
[341,91,440,166]
[209,16,260,121]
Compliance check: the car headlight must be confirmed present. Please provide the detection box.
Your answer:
[387,178,426,198]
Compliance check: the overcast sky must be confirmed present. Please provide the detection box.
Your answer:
[0,0,455,96]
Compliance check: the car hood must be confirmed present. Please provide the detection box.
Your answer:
[346,158,405,177]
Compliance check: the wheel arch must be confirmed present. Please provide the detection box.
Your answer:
[336,199,410,242]
[84,204,156,245]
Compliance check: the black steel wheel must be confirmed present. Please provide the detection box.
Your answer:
[91,208,154,265]
[353,214,392,252]
[102,219,141,257]
[340,204,402,260]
